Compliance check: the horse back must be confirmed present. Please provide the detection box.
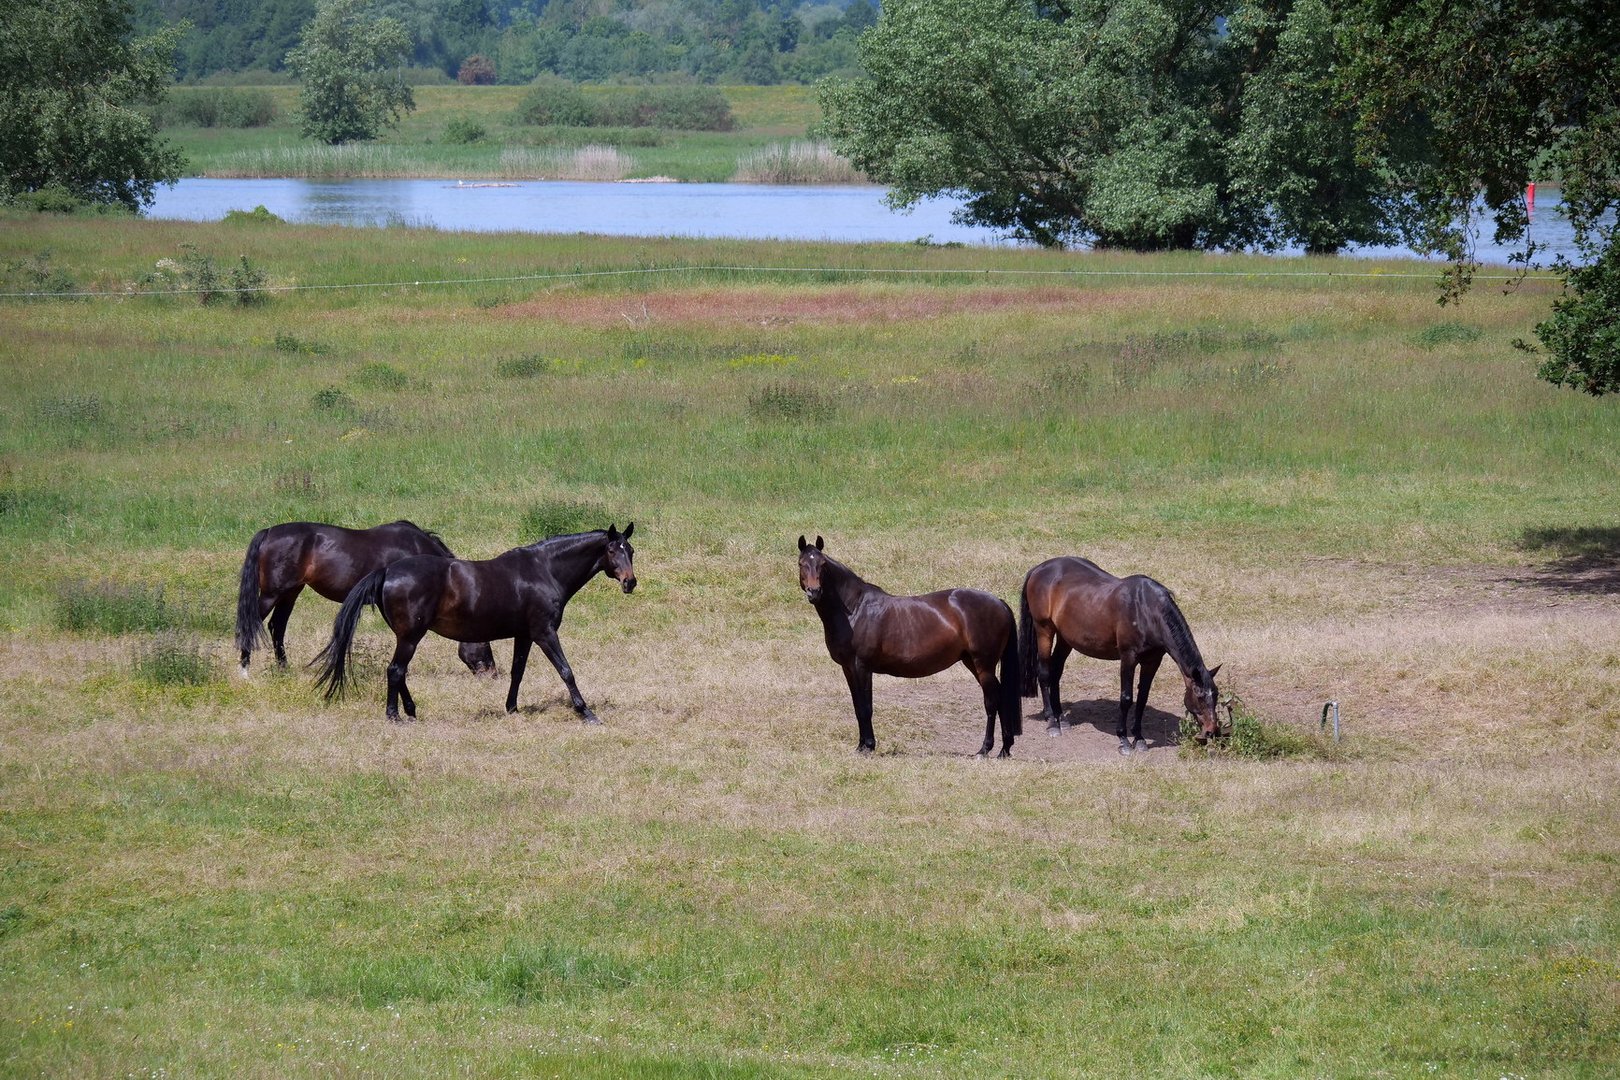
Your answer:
[859,588,1010,679]
[1025,556,1141,660]
[257,521,448,602]
[381,553,532,643]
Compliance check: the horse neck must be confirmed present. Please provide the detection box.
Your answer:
[816,557,875,618]
[530,531,608,596]
[1151,588,1206,680]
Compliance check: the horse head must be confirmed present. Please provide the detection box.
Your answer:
[1182,663,1224,743]
[797,534,826,602]
[603,523,637,593]
[457,640,499,678]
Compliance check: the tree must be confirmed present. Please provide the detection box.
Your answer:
[286,0,415,145]
[1338,0,1620,393]
[0,0,184,212]
[820,0,1392,252]
[457,52,496,83]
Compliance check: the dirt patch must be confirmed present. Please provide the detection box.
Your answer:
[492,285,1128,328]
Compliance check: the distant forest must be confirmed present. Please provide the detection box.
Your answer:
[133,0,878,84]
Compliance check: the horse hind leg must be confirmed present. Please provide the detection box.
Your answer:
[1045,640,1071,735]
[266,588,302,668]
[386,633,423,722]
[976,673,998,758]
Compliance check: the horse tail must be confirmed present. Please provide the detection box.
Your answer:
[1017,573,1039,697]
[313,566,388,702]
[999,603,1023,738]
[234,528,268,659]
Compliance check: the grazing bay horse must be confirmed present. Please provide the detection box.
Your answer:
[1018,556,1222,755]
[235,520,495,676]
[315,525,636,724]
[798,536,1022,758]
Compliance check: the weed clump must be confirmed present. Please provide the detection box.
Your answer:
[274,332,327,355]
[312,386,357,415]
[354,362,410,390]
[3,251,79,298]
[496,354,552,378]
[222,205,283,225]
[748,383,835,423]
[36,394,105,427]
[55,580,178,634]
[1181,694,1340,760]
[133,633,220,687]
[1412,321,1483,350]
[520,499,609,540]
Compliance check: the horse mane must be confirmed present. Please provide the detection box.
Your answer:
[1150,582,1207,681]
[524,529,607,550]
[395,520,455,557]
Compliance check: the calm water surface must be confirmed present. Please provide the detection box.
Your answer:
[148,178,1587,266]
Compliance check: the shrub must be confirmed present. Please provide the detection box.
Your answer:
[597,86,735,131]
[222,205,283,224]
[1180,694,1337,760]
[443,117,487,144]
[457,54,496,85]
[228,255,268,305]
[520,499,608,541]
[516,76,595,127]
[133,633,220,687]
[312,386,357,414]
[55,580,177,634]
[165,88,277,128]
[3,250,78,297]
[274,331,327,354]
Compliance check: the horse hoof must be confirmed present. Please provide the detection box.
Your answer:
[997,749,1012,759]
[1132,738,1146,752]
[580,714,603,726]
[1046,721,1062,737]
[1117,742,1132,756]
[857,745,874,756]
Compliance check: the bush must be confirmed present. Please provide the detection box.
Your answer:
[312,386,357,414]
[355,361,409,389]
[164,88,277,128]
[520,499,608,541]
[274,331,327,354]
[516,76,595,127]
[457,54,496,85]
[228,255,268,305]
[1180,694,1338,760]
[442,117,487,144]
[2,250,78,297]
[222,205,283,224]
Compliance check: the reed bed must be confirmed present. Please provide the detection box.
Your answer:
[732,140,868,184]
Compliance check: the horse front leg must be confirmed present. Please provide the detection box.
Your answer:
[1132,653,1163,752]
[534,625,599,724]
[506,635,531,714]
[842,665,875,754]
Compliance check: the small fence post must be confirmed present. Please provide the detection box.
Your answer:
[1320,701,1340,742]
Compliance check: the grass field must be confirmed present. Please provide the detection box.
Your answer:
[2,213,1618,1077]
[168,84,837,182]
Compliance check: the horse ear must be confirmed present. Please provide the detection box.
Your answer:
[622,521,633,540]
[815,535,824,550]
[606,523,618,538]
[1208,663,1222,681]
[798,535,808,551]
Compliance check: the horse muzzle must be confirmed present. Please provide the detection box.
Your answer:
[620,576,637,594]
[804,586,821,603]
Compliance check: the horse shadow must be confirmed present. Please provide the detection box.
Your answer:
[1510,525,1620,596]
[1049,697,1185,750]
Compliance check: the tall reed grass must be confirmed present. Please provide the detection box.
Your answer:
[731,140,866,184]
[498,145,633,181]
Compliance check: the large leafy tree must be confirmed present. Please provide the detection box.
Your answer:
[286,0,415,145]
[819,0,1392,252]
[1338,0,1620,393]
[0,0,184,212]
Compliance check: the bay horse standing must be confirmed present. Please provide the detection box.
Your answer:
[1018,556,1222,755]
[235,520,495,676]
[315,525,636,724]
[798,536,1022,758]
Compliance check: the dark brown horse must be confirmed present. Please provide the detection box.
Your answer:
[235,520,496,676]
[798,536,1022,757]
[1019,556,1222,755]
[315,525,636,724]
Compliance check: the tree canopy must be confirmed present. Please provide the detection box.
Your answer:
[820,0,1392,253]
[0,0,184,212]
[286,0,415,144]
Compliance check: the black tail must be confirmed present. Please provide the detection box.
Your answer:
[998,604,1023,739]
[313,567,388,702]
[235,528,268,659]
[1018,575,1038,697]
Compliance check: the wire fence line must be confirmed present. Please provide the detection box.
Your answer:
[0,261,1556,301]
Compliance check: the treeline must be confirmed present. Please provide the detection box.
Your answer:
[133,0,878,84]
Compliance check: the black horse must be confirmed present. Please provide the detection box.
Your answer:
[798,535,1022,758]
[315,525,636,723]
[235,519,495,676]
[1019,556,1222,755]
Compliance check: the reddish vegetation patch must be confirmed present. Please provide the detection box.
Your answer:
[493,286,1127,327]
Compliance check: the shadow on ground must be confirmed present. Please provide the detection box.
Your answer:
[1510,525,1620,596]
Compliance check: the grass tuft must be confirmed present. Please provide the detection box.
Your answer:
[1412,321,1484,349]
[55,580,180,634]
[354,362,410,390]
[495,353,552,379]
[520,498,609,541]
[132,632,220,687]
[747,382,835,423]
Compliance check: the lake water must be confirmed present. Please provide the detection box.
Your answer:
[148,178,1586,266]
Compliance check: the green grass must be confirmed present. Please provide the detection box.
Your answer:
[0,215,1617,1077]
[170,84,843,183]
